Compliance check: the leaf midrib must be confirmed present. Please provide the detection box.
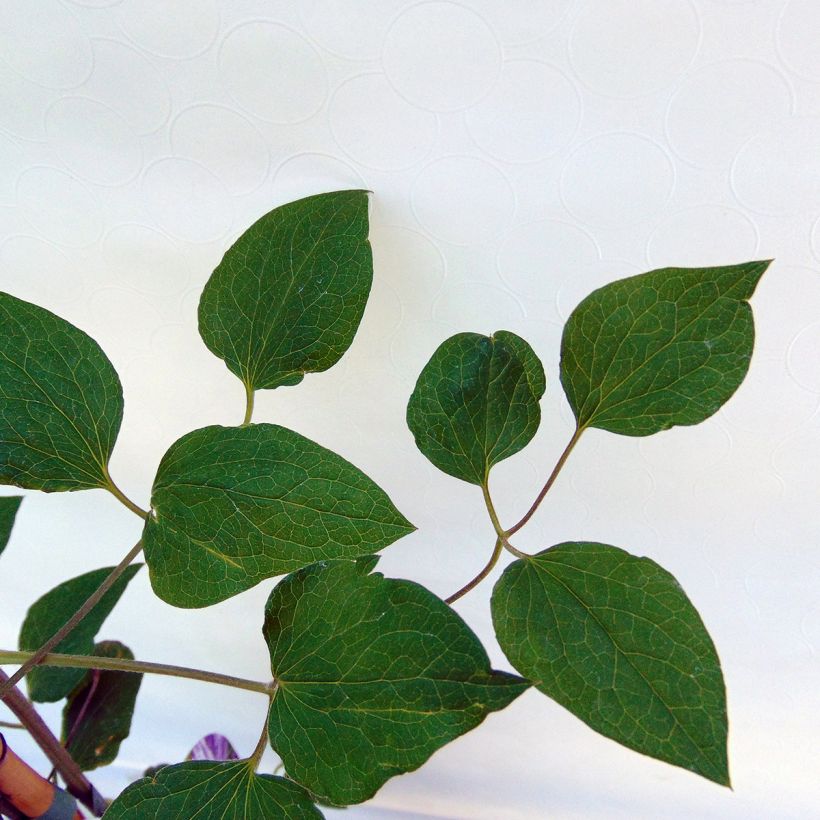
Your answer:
[529,557,722,778]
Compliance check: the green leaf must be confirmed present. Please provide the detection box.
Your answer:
[199,190,372,394]
[104,761,324,819]
[19,564,142,702]
[407,331,545,485]
[62,640,141,771]
[264,558,528,805]
[0,292,124,491]
[560,261,770,436]
[0,495,22,558]
[491,542,729,785]
[142,425,414,608]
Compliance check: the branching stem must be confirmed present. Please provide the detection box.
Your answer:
[481,482,528,560]
[0,539,144,699]
[0,651,274,697]
[445,538,503,605]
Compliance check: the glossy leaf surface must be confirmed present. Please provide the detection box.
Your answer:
[560,261,770,436]
[143,425,413,608]
[0,495,22,558]
[0,292,123,491]
[62,641,141,771]
[19,564,141,702]
[264,558,528,805]
[407,331,545,484]
[492,542,728,785]
[199,190,372,393]
[104,761,323,819]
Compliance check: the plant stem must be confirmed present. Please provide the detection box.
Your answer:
[102,465,149,520]
[0,721,23,730]
[445,538,503,604]
[248,699,274,771]
[481,482,527,560]
[506,426,583,537]
[0,669,105,816]
[0,540,144,700]
[242,382,255,426]
[0,651,274,697]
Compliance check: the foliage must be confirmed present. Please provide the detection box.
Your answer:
[0,190,770,817]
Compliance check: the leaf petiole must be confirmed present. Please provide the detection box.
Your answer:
[0,650,274,697]
[102,465,149,520]
[242,382,255,426]
[445,538,503,605]
[506,426,583,537]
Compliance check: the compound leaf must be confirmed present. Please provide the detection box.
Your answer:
[199,190,372,394]
[560,261,770,436]
[492,542,728,785]
[407,331,545,485]
[62,640,141,771]
[104,761,323,820]
[19,564,142,702]
[264,558,528,805]
[142,425,413,608]
[0,495,22,558]
[0,292,123,491]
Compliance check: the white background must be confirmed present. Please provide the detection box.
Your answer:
[1,1,819,817]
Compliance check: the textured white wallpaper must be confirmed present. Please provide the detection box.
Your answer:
[1,1,819,817]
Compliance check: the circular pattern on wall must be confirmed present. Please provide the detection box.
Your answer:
[777,0,820,81]
[382,2,501,112]
[731,117,820,216]
[272,153,367,206]
[646,205,759,267]
[141,158,233,243]
[117,0,220,59]
[470,0,572,45]
[465,61,580,163]
[569,0,700,98]
[666,60,793,169]
[171,104,269,195]
[411,156,514,245]
[329,74,437,171]
[103,223,191,296]
[0,235,82,305]
[219,22,327,123]
[560,133,674,228]
[82,39,171,135]
[497,219,599,302]
[0,0,92,89]
[46,97,142,186]
[299,0,409,60]
[17,167,102,247]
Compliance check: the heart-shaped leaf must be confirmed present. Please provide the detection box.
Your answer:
[492,542,728,785]
[264,558,529,805]
[19,564,142,702]
[407,331,545,485]
[104,761,323,819]
[142,425,414,608]
[0,292,124,491]
[0,495,22,558]
[62,641,141,771]
[198,190,372,396]
[560,261,770,436]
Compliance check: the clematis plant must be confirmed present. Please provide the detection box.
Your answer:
[0,190,769,817]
